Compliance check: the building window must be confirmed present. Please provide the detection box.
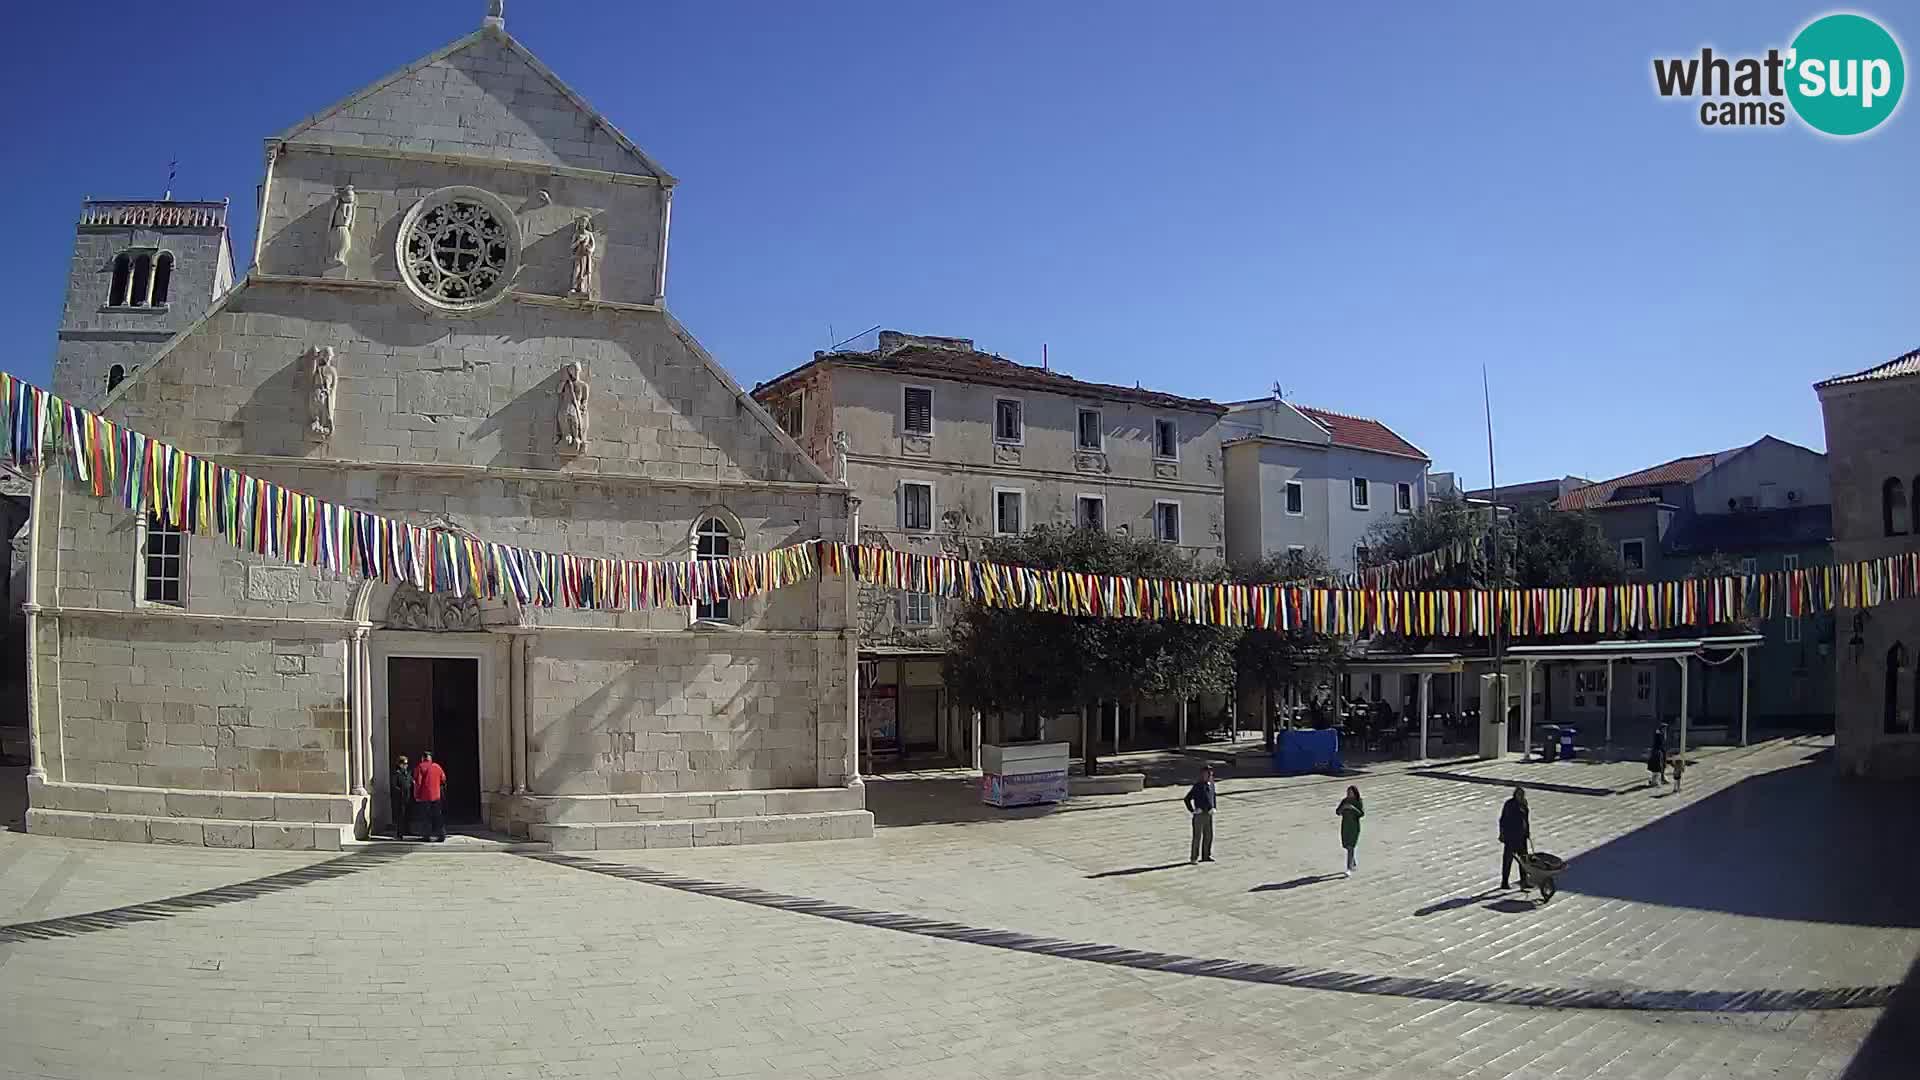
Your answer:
[1076,495,1105,531]
[693,516,734,622]
[1354,545,1371,569]
[138,514,185,606]
[1635,670,1653,703]
[1286,544,1307,556]
[1784,554,1800,573]
[1351,477,1369,510]
[902,590,934,628]
[1395,482,1413,514]
[1153,500,1181,543]
[900,481,933,531]
[1284,480,1304,516]
[1785,616,1802,644]
[398,187,521,313]
[1077,408,1104,452]
[1154,418,1178,460]
[773,391,805,438]
[110,253,133,306]
[902,386,933,436]
[1886,477,1910,536]
[994,398,1023,444]
[106,365,127,392]
[1739,557,1757,577]
[1621,539,1646,573]
[994,488,1025,536]
[151,252,174,305]
[1888,642,1909,734]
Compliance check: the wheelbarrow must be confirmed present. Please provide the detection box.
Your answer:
[1522,852,1567,903]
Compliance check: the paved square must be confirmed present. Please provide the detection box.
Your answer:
[2,737,1915,1079]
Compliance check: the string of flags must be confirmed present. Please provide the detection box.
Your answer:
[1341,538,1476,590]
[6,370,1918,637]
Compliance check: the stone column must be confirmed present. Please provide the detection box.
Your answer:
[349,628,372,794]
[1417,672,1431,762]
[22,462,46,781]
[844,497,862,789]
[511,633,530,793]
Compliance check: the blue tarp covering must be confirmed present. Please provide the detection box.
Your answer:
[1273,729,1342,775]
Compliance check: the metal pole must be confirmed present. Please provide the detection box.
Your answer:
[1522,660,1535,760]
[1482,365,1506,754]
[1678,656,1690,759]
[1177,698,1189,748]
[1604,658,1614,754]
[1740,649,1750,747]
[1418,672,1430,761]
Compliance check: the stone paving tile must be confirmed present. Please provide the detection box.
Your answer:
[0,736,1911,1079]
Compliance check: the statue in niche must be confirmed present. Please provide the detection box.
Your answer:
[832,430,851,483]
[304,346,338,439]
[568,214,596,298]
[327,185,356,270]
[385,582,483,632]
[556,361,590,452]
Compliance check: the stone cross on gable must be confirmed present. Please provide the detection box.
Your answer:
[484,0,504,28]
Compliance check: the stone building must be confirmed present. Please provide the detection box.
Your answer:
[753,331,1228,759]
[1816,349,1920,777]
[21,5,868,850]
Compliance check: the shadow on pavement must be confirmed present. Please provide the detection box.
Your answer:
[1410,768,1623,798]
[1563,746,1920,927]
[1086,862,1189,879]
[0,847,409,944]
[1251,874,1342,893]
[1484,898,1539,914]
[1414,889,1505,917]
[1842,951,1920,1078]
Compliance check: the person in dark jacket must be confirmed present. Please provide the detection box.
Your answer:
[1499,786,1531,890]
[1184,766,1217,863]
[1336,785,1364,877]
[1647,726,1668,788]
[390,754,414,839]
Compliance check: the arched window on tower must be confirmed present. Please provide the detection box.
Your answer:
[128,254,153,309]
[150,252,174,305]
[106,365,126,392]
[1885,478,1910,537]
[1890,642,1910,734]
[692,515,739,623]
[109,253,133,306]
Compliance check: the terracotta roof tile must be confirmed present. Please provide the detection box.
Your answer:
[1556,454,1721,511]
[1816,347,1920,389]
[1293,405,1428,460]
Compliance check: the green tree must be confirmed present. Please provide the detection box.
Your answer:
[1232,548,1348,748]
[942,525,1240,774]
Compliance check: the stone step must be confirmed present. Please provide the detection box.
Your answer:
[493,785,865,827]
[536,809,874,852]
[26,807,352,851]
[27,778,359,825]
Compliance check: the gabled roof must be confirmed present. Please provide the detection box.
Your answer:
[1556,453,1721,511]
[276,24,674,182]
[755,345,1227,414]
[1292,405,1428,461]
[1816,347,1920,389]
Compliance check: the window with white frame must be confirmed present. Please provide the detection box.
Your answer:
[1621,539,1646,573]
[1635,670,1653,702]
[1154,418,1178,460]
[1076,495,1105,531]
[1153,500,1181,543]
[902,590,934,628]
[994,488,1025,536]
[994,398,1023,444]
[1355,544,1371,569]
[1739,557,1757,577]
[1784,553,1801,572]
[693,516,734,622]
[1287,544,1307,555]
[1076,408,1104,451]
[1284,480,1304,515]
[139,514,186,606]
[1395,482,1413,513]
[1351,477,1370,509]
[902,386,933,436]
[900,481,934,531]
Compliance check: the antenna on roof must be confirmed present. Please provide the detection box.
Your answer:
[1271,381,1285,400]
[1042,343,1049,371]
[164,157,177,201]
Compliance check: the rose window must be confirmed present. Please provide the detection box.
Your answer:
[395,187,520,313]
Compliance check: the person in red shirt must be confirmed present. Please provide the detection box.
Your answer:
[411,750,449,842]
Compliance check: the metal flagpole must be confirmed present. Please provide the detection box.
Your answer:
[1483,366,1508,759]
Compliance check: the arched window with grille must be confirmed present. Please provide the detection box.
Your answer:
[106,365,126,392]
[692,515,739,623]
[1885,477,1910,537]
[109,253,133,306]
[1890,642,1910,734]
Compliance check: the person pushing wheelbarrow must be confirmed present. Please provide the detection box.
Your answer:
[1498,786,1567,903]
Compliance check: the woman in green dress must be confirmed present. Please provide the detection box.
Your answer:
[1336,785,1364,877]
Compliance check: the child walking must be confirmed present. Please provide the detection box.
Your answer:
[1336,785,1364,877]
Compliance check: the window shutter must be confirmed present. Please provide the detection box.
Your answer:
[904,388,932,434]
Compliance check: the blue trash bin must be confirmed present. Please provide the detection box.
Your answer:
[1559,727,1577,760]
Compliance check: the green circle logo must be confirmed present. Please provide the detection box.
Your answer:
[1787,13,1905,135]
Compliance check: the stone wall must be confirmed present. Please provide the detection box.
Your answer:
[53,223,230,406]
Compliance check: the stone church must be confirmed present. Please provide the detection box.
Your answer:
[22,4,869,849]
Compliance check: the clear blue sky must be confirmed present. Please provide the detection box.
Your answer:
[4,1,1913,487]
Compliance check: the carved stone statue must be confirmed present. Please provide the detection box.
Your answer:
[556,361,590,451]
[327,185,356,270]
[385,583,483,632]
[832,431,851,483]
[568,214,596,298]
[304,346,338,439]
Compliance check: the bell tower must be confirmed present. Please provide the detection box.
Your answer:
[50,197,234,406]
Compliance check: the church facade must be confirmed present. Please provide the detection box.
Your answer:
[23,8,869,849]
